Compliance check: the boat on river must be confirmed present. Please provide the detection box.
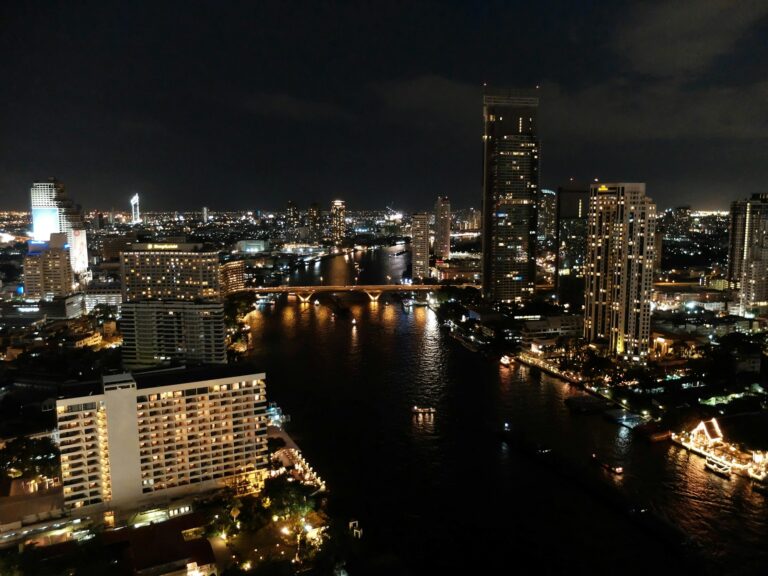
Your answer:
[592,453,624,475]
[705,456,732,479]
[412,406,436,415]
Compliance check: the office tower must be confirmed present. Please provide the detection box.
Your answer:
[584,183,656,358]
[308,202,320,243]
[285,200,300,242]
[120,243,221,302]
[481,88,539,303]
[121,301,227,369]
[469,207,481,230]
[537,189,557,245]
[411,212,430,279]
[55,368,269,510]
[30,179,89,274]
[131,194,141,224]
[728,194,768,313]
[31,179,65,241]
[331,200,346,246]
[434,196,451,260]
[23,233,74,300]
[220,260,245,295]
[555,187,589,308]
[202,206,209,223]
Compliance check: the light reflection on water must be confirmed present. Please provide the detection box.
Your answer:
[245,247,768,575]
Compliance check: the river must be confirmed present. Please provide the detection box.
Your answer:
[245,246,768,575]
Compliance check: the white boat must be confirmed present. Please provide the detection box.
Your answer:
[705,456,732,479]
[500,355,512,366]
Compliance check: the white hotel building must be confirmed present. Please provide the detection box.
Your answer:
[55,367,269,511]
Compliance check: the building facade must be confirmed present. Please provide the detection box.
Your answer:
[121,300,227,369]
[56,369,269,511]
[583,183,656,358]
[434,196,451,260]
[220,260,245,295]
[555,187,589,308]
[481,88,539,303]
[120,243,221,302]
[330,200,346,246]
[727,194,768,314]
[30,179,89,274]
[411,212,430,280]
[23,233,74,300]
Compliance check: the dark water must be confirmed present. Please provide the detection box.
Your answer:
[247,247,768,575]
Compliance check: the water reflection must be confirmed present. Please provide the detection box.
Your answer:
[245,246,768,574]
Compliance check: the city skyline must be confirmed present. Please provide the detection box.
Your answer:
[2,3,768,573]
[2,2,768,211]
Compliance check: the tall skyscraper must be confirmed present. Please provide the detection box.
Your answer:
[286,200,300,242]
[331,200,346,246]
[411,212,430,280]
[308,202,320,244]
[55,368,268,510]
[30,179,89,274]
[121,301,227,369]
[481,88,539,303]
[130,194,141,224]
[23,233,74,300]
[728,193,768,313]
[555,186,589,308]
[120,243,221,302]
[202,206,209,223]
[434,196,451,260]
[583,183,656,358]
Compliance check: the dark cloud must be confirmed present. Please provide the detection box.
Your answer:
[615,0,768,78]
[1,1,767,212]
[243,92,354,123]
[541,80,768,140]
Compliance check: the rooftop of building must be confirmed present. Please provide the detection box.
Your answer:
[54,364,265,399]
[131,364,264,390]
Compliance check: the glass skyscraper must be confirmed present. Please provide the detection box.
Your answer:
[481,88,539,303]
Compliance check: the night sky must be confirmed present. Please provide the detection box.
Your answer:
[2,1,767,211]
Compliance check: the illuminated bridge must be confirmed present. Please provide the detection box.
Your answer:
[232,284,472,302]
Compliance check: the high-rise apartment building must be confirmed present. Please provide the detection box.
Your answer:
[220,260,245,295]
[411,212,430,280]
[55,368,269,511]
[331,200,346,246]
[728,194,768,313]
[202,206,209,223]
[30,179,89,274]
[555,187,589,308]
[308,202,320,244]
[285,201,300,242]
[120,243,221,302]
[121,300,227,369]
[23,233,74,300]
[481,88,539,303]
[583,183,656,358]
[434,196,451,260]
